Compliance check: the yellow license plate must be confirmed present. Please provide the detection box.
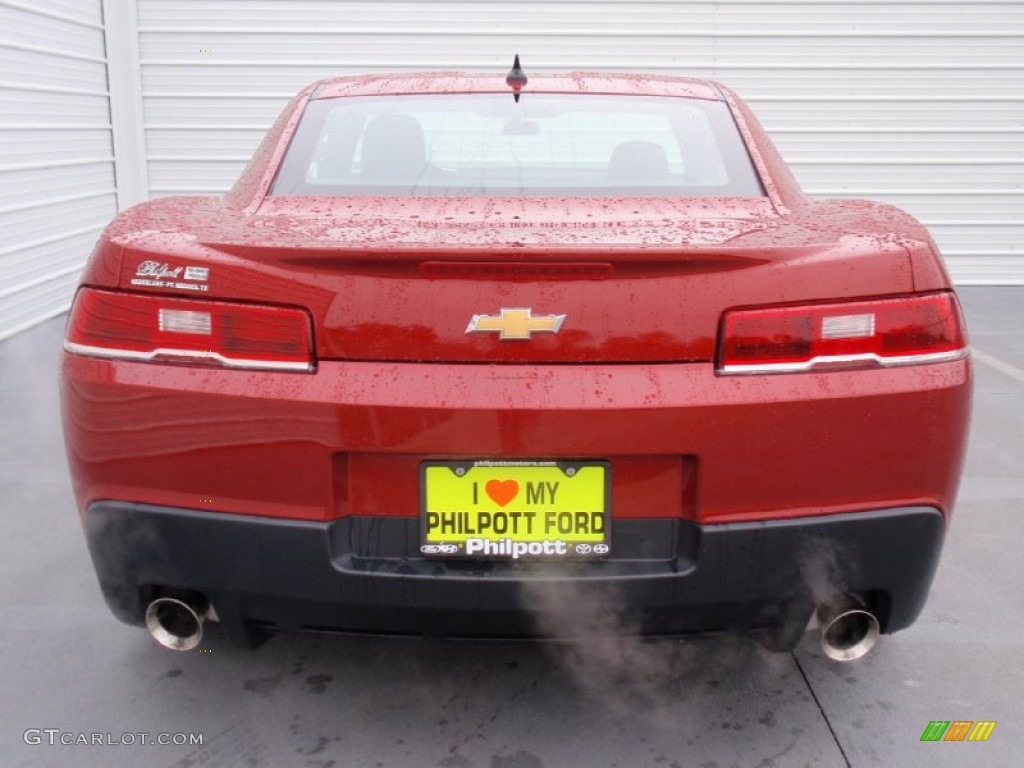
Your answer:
[421,460,610,559]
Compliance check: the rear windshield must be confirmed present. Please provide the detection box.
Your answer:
[271,93,765,197]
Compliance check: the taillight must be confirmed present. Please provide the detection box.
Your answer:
[65,288,314,372]
[718,292,968,375]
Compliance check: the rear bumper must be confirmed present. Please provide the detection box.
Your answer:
[85,501,945,646]
[61,354,972,526]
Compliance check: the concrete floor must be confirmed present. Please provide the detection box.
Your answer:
[1,287,1020,768]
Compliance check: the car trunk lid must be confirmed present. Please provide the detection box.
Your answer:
[114,196,916,364]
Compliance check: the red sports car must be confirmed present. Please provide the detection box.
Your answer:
[60,67,971,660]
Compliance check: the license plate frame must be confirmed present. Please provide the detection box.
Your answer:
[420,460,611,560]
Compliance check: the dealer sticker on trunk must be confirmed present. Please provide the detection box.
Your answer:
[421,460,610,559]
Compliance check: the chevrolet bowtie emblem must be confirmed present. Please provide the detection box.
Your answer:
[465,308,566,340]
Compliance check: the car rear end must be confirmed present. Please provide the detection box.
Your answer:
[60,75,971,654]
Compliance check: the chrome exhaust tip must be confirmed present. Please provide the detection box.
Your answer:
[820,605,880,662]
[145,596,207,652]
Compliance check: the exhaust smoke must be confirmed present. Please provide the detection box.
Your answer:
[516,576,790,720]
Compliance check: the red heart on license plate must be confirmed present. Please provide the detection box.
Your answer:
[485,479,519,507]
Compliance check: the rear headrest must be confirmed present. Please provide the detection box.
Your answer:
[607,140,670,183]
[361,114,428,181]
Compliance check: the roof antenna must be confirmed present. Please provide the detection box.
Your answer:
[506,54,527,103]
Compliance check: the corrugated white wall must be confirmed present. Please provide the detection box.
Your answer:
[0,0,118,339]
